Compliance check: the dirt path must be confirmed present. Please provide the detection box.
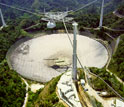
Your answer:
[21,77,29,107]
[78,83,92,107]
[106,69,124,85]
[84,83,110,107]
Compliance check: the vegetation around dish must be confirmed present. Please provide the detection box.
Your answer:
[0,60,26,107]
[0,26,29,107]
[117,4,124,16]
[109,34,124,81]
[89,67,124,98]
[27,75,65,107]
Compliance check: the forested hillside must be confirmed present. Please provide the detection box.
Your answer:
[0,60,26,107]
[102,4,124,82]
[104,0,124,13]
[0,0,124,20]
[103,4,124,30]
[109,34,124,81]
[0,0,123,11]
[0,0,95,11]
[0,26,29,107]
[117,4,124,16]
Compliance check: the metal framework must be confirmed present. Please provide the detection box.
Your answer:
[0,8,7,27]
[72,22,78,81]
[99,0,104,28]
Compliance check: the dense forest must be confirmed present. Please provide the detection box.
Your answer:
[103,5,124,29]
[0,60,26,106]
[0,26,29,61]
[0,0,123,12]
[0,26,29,107]
[117,4,124,16]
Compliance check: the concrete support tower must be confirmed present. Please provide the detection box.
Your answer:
[0,9,7,27]
[99,0,104,28]
[72,22,78,81]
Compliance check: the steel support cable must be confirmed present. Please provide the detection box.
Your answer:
[63,19,107,69]
[62,19,73,46]
[0,2,42,16]
[63,19,124,101]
